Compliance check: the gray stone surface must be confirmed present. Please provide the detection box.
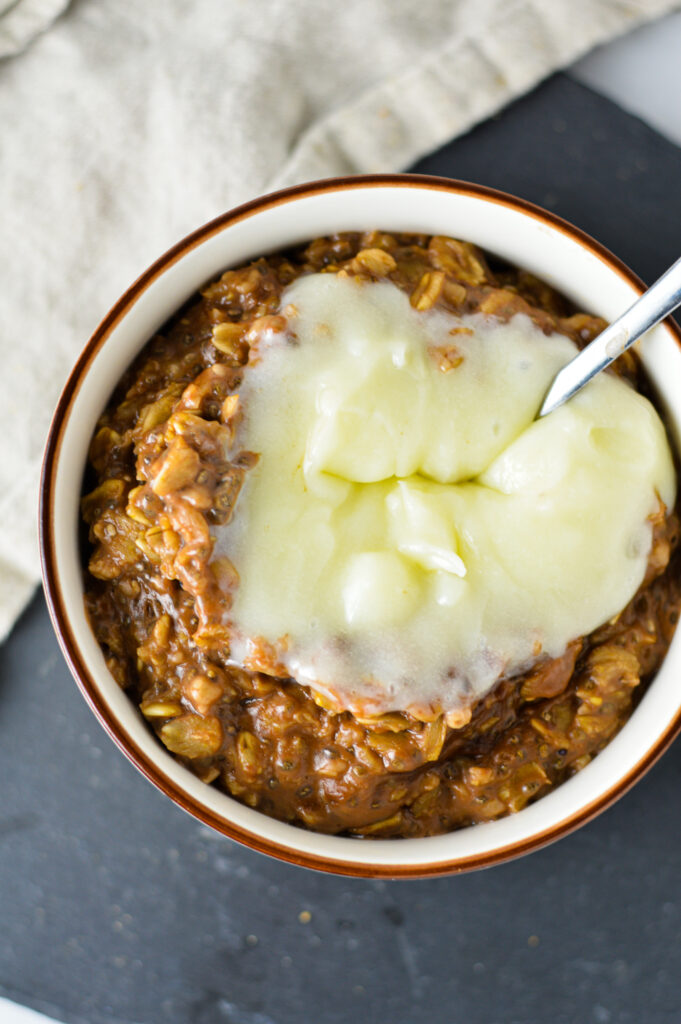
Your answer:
[2,74,681,1024]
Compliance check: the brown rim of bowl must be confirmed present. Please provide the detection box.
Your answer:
[40,173,681,879]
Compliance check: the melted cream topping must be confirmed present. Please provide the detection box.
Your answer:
[214,274,676,718]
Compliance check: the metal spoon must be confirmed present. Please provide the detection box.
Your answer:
[538,255,681,418]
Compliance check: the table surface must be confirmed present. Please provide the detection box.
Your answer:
[4,68,681,1024]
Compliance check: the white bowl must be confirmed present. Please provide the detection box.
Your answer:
[40,174,681,877]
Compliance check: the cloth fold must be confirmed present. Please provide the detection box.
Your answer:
[0,0,70,58]
[1,0,678,640]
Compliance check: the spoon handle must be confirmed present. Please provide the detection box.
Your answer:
[538,255,681,418]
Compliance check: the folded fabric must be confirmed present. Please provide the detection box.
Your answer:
[0,0,677,640]
[0,0,69,58]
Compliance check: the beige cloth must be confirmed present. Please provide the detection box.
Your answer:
[0,0,677,641]
[0,0,69,57]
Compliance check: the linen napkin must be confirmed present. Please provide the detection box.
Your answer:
[1,0,677,641]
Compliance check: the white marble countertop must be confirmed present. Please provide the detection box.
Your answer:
[4,9,680,1024]
[572,10,681,146]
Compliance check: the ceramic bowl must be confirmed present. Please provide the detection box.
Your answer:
[40,174,681,877]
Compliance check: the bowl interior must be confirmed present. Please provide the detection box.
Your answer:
[43,178,681,875]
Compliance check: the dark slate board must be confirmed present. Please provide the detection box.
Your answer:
[3,74,681,1024]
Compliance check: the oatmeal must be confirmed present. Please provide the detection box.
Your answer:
[81,231,681,837]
